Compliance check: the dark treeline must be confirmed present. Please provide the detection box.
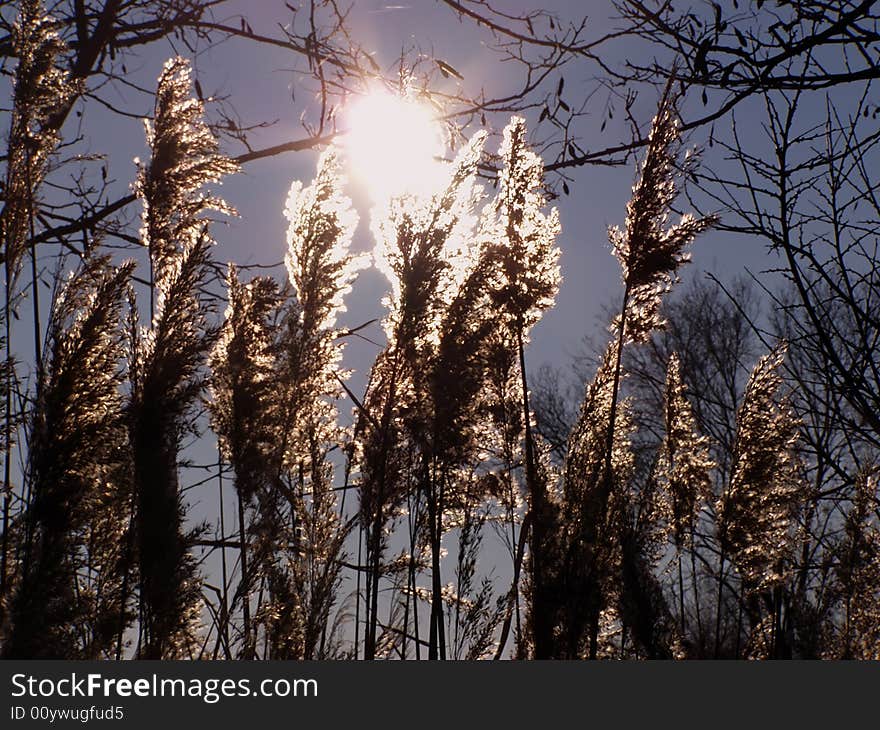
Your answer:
[0,0,879,659]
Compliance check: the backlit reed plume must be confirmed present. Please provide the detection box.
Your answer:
[603,85,716,519]
[654,353,714,637]
[481,116,561,659]
[210,268,281,507]
[130,57,237,659]
[655,354,714,549]
[560,86,716,659]
[212,148,360,658]
[717,343,802,657]
[1,0,74,608]
[358,131,486,659]
[720,344,800,591]
[5,257,132,658]
[834,467,880,659]
[557,341,634,658]
[266,147,361,659]
[2,0,74,289]
[608,88,718,346]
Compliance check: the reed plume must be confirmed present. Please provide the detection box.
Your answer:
[833,468,880,659]
[557,86,716,659]
[481,116,561,658]
[1,0,74,289]
[717,343,802,657]
[655,353,714,550]
[719,344,800,594]
[130,57,237,658]
[1,0,75,611]
[211,147,360,658]
[5,257,132,658]
[654,353,714,641]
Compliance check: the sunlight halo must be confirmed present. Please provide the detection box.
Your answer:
[342,88,446,202]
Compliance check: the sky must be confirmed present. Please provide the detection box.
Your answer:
[196,0,762,392]
[7,10,791,430]
[68,0,762,403]
[2,0,831,402]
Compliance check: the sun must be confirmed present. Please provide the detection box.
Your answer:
[342,87,446,202]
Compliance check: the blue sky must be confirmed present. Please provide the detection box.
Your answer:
[6,0,826,392]
[177,0,759,393]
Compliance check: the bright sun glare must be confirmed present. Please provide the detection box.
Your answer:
[343,88,446,201]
